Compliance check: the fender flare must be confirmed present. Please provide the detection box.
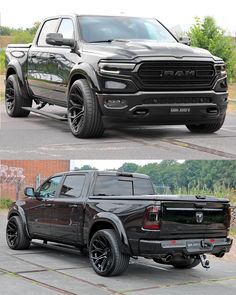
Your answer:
[88,212,131,254]
[67,62,101,96]
[6,59,25,86]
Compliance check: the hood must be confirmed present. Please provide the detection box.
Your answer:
[82,40,220,61]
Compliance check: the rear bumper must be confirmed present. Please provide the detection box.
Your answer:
[138,237,233,257]
[96,90,228,125]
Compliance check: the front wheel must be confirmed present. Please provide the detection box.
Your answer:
[89,229,130,276]
[68,79,104,138]
[6,216,31,250]
[186,115,225,133]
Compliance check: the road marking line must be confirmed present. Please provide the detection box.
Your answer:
[161,139,236,159]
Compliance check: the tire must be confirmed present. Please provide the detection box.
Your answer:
[5,74,32,117]
[6,216,31,250]
[89,229,130,276]
[171,258,200,269]
[68,79,104,138]
[186,115,225,133]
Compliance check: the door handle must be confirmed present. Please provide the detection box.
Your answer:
[49,54,55,59]
[68,204,78,208]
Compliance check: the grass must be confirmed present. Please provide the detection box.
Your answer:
[0,49,5,75]
[229,83,236,99]
[0,198,13,209]
[230,228,236,237]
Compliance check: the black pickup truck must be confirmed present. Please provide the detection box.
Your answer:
[5,15,228,138]
[6,170,232,276]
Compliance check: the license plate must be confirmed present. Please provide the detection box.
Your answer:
[170,107,191,113]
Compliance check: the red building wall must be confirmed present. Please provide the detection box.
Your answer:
[0,160,70,200]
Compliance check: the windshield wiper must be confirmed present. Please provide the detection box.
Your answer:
[89,39,129,43]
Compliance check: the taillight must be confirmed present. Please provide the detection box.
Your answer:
[227,207,231,228]
[143,206,160,230]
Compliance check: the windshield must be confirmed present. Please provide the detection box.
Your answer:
[78,16,177,43]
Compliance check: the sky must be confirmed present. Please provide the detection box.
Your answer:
[70,160,185,170]
[0,0,236,35]
[70,160,162,170]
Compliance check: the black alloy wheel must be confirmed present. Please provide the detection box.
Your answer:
[6,217,18,247]
[67,79,104,138]
[89,229,130,276]
[6,216,30,250]
[5,74,32,117]
[5,77,15,113]
[68,84,85,134]
[90,232,114,274]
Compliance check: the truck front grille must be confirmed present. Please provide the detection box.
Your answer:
[137,61,216,90]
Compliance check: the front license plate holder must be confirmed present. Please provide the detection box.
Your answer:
[170,107,191,114]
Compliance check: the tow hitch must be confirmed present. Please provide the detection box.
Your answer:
[199,254,210,270]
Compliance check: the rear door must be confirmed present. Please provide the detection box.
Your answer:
[50,173,86,243]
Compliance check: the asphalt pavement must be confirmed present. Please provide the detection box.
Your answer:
[0,213,236,295]
[1,102,236,159]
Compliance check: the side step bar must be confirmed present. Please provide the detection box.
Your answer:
[22,107,68,121]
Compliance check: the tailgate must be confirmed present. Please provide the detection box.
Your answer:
[159,200,230,239]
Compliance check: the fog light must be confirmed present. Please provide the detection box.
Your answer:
[105,98,127,108]
[220,79,227,88]
[105,81,127,89]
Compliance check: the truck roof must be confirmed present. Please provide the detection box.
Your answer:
[42,14,154,20]
[52,170,150,179]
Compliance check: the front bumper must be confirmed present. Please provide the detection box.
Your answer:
[138,237,233,257]
[96,90,228,125]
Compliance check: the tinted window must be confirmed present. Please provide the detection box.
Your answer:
[60,174,85,198]
[79,16,176,43]
[38,176,62,198]
[94,176,155,196]
[94,176,132,196]
[58,18,74,39]
[38,19,58,46]
[134,179,155,195]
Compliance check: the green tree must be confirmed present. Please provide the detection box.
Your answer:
[74,165,97,171]
[188,16,236,80]
[11,30,34,44]
[0,26,12,36]
[118,162,139,173]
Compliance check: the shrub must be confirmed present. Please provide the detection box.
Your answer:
[0,198,12,209]
[188,16,236,81]
[0,49,5,74]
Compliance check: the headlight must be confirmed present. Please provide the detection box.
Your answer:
[215,64,227,76]
[98,62,136,75]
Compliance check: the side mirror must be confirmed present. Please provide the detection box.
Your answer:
[46,33,75,47]
[179,36,191,46]
[24,187,35,197]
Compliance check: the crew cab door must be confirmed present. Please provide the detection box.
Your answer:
[50,173,86,243]
[27,17,76,105]
[26,175,63,237]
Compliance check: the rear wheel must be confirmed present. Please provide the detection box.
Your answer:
[186,115,225,133]
[5,74,32,117]
[6,216,31,250]
[89,229,130,276]
[68,79,104,138]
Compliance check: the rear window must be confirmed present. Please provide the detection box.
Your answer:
[93,176,154,196]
